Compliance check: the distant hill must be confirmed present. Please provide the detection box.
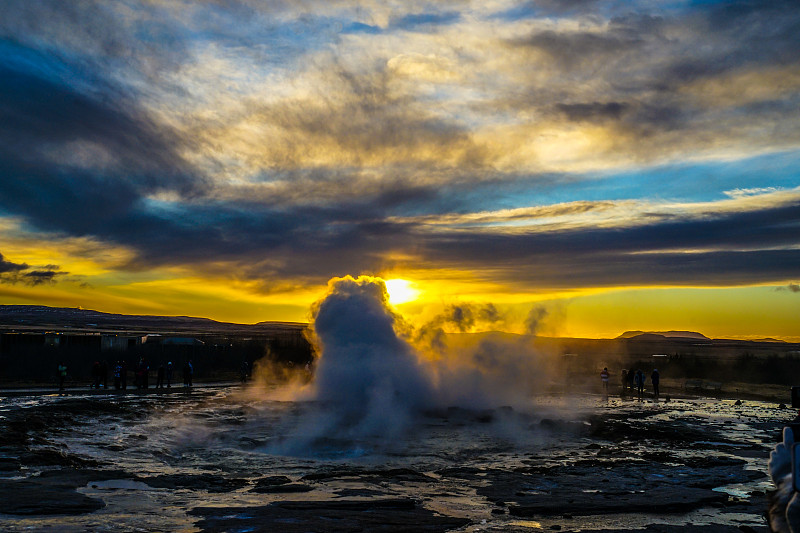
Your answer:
[617,330,710,341]
[0,305,306,335]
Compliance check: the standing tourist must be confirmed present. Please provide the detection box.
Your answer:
[635,369,645,399]
[600,367,610,397]
[651,368,660,399]
[57,362,67,391]
[113,361,123,390]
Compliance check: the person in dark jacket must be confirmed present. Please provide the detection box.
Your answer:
[91,361,102,389]
[137,358,149,389]
[58,362,67,391]
[651,368,661,399]
[113,361,123,390]
[634,369,645,398]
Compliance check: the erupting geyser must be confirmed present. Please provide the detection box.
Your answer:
[271,275,554,453]
[307,276,434,439]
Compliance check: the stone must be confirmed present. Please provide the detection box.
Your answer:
[190,499,470,532]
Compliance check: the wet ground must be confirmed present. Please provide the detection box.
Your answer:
[0,385,790,532]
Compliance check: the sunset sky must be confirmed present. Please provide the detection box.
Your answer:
[1,0,798,340]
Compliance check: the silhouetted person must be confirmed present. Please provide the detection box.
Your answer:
[92,361,102,389]
[628,367,636,391]
[113,361,123,390]
[166,361,173,388]
[101,360,108,389]
[183,360,193,387]
[600,367,609,396]
[651,368,660,399]
[58,362,67,391]
[137,358,149,389]
[156,364,165,388]
[240,360,249,383]
[635,369,645,398]
[621,369,628,397]
[121,360,128,390]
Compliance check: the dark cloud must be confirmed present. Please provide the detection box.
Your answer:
[555,102,628,122]
[512,27,647,69]
[776,283,800,293]
[0,35,208,249]
[23,270,62,286]
[0,253,64,286]
[0,253,28,273]
[419,202,800,289]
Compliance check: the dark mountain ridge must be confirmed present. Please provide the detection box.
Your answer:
[0,305,305,335]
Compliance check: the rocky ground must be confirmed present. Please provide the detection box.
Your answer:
[0,387,790,532]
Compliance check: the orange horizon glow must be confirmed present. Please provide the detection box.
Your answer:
[0,259,797,342]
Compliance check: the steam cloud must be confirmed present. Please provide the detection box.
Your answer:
[261,276,556,454]
[308,276,434,440]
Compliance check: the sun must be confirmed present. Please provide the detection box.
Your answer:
[384,278,420,305]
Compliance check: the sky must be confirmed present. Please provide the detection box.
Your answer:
[0,0,798,340]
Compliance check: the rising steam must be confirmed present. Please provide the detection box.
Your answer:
[256,276,557,454]
[307,276,434,438]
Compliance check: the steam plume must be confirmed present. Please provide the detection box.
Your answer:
[260,276,556,454]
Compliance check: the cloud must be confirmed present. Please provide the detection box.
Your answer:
[0,0,799,300]
[23,270,63,286]
[490,2,800,164]
[494,0,603,20]
[776,283,800,293]
[0,252,64,286]
[0,252,28,274]
[725,187,782,198]
[388,11,462,32]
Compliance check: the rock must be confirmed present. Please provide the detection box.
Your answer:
[538,419,587,434]
[0,455,22,470]
[140,473,248,493]
[253,475,292,487]
[21,448,104,468]
[190,499,470,532]
[302,467,435,484]
[0,480,105,515]
[250,476,314,494]
[251,483,313,494]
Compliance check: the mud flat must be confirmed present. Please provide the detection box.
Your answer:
[0,387,788,532]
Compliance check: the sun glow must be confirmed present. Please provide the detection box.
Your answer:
[384,278,420,305]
